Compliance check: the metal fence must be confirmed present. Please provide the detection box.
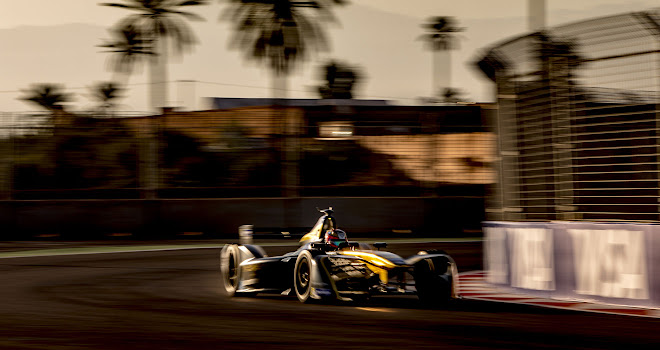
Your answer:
[0,106,494,200]
[479,9,660,222]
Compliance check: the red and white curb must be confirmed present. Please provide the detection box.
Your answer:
[458,271,660,318]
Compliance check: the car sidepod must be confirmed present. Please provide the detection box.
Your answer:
[307,250,414,302]
[316,254,380,301]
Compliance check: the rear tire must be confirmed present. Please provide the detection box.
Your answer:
[294,251,314,303]
[415,257,451,308]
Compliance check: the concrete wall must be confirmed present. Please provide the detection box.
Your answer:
[0,197,484,239]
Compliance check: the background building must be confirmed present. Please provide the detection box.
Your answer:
[0,100,493,237]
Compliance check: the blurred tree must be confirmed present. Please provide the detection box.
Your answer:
[222,0,348,98]
[535,32,582,81]
[102,0,208,199]
[99,24,154,86]
[88,82,124,116]
[222,0,347,197]
[19,84,73,112]
[101,0,208,110]
[441,87,463,103]
[53,117,139,192]
[317,60,360,99]
[420,16,463,101]
[421,17,462,51]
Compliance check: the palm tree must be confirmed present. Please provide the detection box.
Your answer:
[441,87,464,103]
[420,16,463,102]
[19,84,73,112]
[535,32,582,82]
[89,82,124,116]
[101,0,208,111]
[317,60,360,99]
[222,0,348,99]
[100,24,154,87]
[223,1,346,197]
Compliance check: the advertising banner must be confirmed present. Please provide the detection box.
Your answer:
[483,221,659,308]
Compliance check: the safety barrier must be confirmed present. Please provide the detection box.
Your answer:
[0,197,484,239]
[483,221,659,308]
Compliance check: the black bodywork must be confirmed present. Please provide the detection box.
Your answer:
[220,209,460,304]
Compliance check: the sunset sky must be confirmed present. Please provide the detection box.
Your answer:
[1,1,657,112]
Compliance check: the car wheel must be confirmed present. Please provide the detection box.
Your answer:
[414,257,451,307]
[220,244,241,296]
[294,250,314,303]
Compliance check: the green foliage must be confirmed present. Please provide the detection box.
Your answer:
[19,84,73,111]
[13,116,139,194]
[441,87,463,103]
[160,127,280,188]
[100,24,154,76]
[101,0,208,55]
[160,129,222,186]
[317,60,360,99]
[223,0,347,74]
[89,82,124,112]
[420,16,462,51]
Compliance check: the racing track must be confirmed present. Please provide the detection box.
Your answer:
[0,241,658,350]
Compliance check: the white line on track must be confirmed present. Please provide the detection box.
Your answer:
[0,245,224,259]
[0,238,482,259]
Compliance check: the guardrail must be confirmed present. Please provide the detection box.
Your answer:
[483,221,659,308]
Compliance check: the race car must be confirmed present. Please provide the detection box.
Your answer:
[220,208,460,305]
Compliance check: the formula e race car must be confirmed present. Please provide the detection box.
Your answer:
[220,208,460,305]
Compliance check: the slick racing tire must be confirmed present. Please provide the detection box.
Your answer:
[220,244,241,296]
[294,250,314,303]
[414,256,451,308]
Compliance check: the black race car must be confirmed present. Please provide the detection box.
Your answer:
[220,208,460,305]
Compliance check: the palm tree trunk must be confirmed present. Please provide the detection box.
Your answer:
[272,71,299,197]
[272,70,288,101]
[0,113,14,200]
[433,49,451,100]
[150,37,168,112]
[142,37,168,199]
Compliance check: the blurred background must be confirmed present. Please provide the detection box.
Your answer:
[0,0,658,238]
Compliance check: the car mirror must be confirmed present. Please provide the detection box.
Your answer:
[373,242,387,250]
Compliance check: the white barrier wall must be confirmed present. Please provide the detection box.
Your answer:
[483,221,659,307]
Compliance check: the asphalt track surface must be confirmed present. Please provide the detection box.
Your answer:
[1,241,659,350]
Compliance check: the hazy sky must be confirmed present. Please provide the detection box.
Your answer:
[2,1,658,28]
[1,1,658,112]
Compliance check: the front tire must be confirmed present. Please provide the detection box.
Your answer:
[220,244,242,296]
[294,251,314,303]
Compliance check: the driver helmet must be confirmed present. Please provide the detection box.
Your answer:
[324,228,347,248]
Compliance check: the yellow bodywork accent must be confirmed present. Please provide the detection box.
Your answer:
[300,216,336,244]
[376,268,388,284]
[339,250,398,283]
[339,251,398,269]
[299,231,319,243]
